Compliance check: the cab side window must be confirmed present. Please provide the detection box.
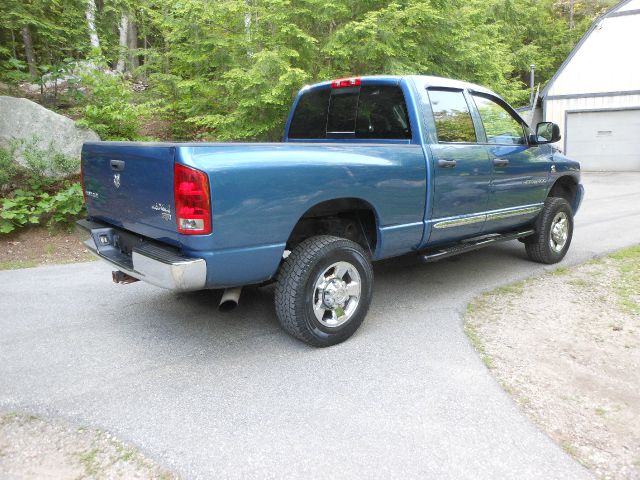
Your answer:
[471,94,526,145]
[427,89,477,143]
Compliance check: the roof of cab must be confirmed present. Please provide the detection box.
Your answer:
[301,74,496,96]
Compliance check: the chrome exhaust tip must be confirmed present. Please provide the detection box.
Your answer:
[218,287,242,312]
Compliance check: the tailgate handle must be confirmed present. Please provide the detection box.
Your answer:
[110,159,125,171]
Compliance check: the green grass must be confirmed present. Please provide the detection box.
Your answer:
[80,447,100,475]
[550,266,570,276]
[463,321,494,369]
[568,278,590,288]
[0,259,38,270]
[610,245,640,314]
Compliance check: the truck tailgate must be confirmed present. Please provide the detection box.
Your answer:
[82,143,178,244]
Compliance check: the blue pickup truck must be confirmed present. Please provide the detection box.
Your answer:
[79,75,583,346]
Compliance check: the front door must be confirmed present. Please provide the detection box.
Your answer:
[424,89,492,245]
[469,92,551,233]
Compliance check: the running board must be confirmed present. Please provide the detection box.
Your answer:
[419,230,534,263]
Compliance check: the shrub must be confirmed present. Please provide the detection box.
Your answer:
[0,140,84,234]
[77,71,150,140]
[0,181,85,234]
[0,145,18,189]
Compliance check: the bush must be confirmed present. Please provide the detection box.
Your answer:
[77,71,150,140]
[11,136,79,179]
[0,181,85,234]
[0,140,84,234]
[0,145,18,189]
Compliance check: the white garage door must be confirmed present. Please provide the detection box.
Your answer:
[565,108,640,171]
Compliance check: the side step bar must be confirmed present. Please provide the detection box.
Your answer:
[419,230,534,263]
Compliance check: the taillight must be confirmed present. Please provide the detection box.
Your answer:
[80,157,87,205]
[331,77,361,89]
[174,163,212,235]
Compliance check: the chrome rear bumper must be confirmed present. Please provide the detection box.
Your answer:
[78,219,207,291]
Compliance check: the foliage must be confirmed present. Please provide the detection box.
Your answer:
[76,70,150,140]
[0,182,85,234]
[0,145,18,189]
[0,139,83,234]
[0,0,618,142]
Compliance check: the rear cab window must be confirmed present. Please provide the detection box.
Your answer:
[288,83,412,140]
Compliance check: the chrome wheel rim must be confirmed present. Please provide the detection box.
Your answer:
[549,212,569,253]
[313,261,361,328]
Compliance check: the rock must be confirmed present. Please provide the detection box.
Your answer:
[0,96,99,174]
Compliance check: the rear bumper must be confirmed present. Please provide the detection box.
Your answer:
[77,219,207,291]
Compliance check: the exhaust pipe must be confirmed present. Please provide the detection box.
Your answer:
[112,270,139,284]
[218,287,242,312]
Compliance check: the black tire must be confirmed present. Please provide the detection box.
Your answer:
[525,197,574,264]
[275,235,373,347]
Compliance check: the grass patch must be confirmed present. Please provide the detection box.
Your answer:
[610,245,640,314]
[550,266,570,276]
[0,259,38,270]
[80,447,100,475]
[568,278,590,288]
[463,321,494,369]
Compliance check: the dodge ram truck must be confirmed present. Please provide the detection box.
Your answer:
[78,75,584,347]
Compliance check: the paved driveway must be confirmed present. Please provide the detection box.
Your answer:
[2,173,639,479]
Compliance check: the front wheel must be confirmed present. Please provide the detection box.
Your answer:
[525,197,574,264]
[275,236,373,347]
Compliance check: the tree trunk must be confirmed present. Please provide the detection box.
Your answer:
[245,0,252,56]
[86,0,101,50]
[116,13,128,72]
[127,18,139,70]
[21,26,37,76]
[568,0,575,30]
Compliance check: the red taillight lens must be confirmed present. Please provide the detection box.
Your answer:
[174,163,212,235]
[80,157,87,205]
[331,77,361,89]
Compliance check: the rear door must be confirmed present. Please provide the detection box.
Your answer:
[82,143,179,243]
[469,92,550,233]
[424,88,492,245]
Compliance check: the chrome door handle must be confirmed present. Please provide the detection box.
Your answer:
[438,159,457,168]
[493,158,509,167]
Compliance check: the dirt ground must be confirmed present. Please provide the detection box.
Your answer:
[0,412,176,479]
[0,226,94,270]
[465,246,640,480]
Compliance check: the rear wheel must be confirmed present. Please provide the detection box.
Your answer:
[525,197,573,264]
[275,235,373,347]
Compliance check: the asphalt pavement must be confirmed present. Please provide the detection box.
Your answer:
[1,172,639,479]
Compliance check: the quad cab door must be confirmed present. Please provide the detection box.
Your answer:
[423,88,492,245]
[468,92,551,232]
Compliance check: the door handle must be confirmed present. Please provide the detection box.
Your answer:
[493,158,509,167]
[438,159,457,168]
[110,159,125,171]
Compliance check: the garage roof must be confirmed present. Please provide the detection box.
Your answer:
[541,0,639,98]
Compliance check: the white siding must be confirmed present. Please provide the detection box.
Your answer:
[545,94,640,148]
[617,0,640,12]
[546,12,640,96]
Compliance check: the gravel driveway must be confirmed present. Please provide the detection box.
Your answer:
[1,173,639,479]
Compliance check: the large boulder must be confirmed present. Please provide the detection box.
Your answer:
[0,96,99,173]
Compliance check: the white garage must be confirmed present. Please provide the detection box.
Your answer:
[541,0,640,171]
[565,109,640,171]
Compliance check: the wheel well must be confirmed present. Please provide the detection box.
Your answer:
[548,176,578,212]
[286,199,378,255]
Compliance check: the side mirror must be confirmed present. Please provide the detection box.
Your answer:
[531,122,561,144]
